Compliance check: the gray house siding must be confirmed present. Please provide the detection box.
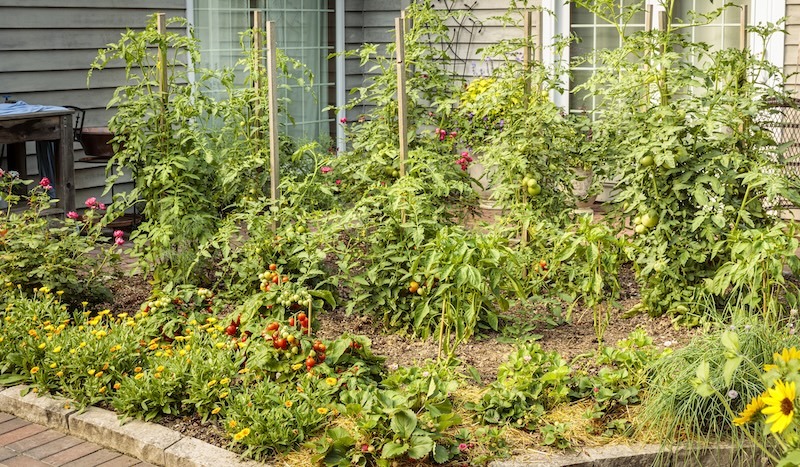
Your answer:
[342,1,541,120]
[0,0,187,207]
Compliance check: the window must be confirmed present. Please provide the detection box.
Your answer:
[192,0,336,140]
[568,0,746,112]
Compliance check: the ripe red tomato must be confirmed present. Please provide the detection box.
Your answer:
[276,338,288,350]
[266,322,279,332]
[306,357,316,367]
[225,324,237,336]
[288,317,295,326]
[297,312,307,321]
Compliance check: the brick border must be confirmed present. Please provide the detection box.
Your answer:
[0,385,263,467]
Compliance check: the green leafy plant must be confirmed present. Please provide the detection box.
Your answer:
[576,0,800,318]
[0,172,122,304]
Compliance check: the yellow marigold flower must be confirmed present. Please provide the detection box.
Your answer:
[238,368,249,374]
[134,373,144,380]
[95,371,103,378]
[215,342,225,349]
[113,383,121,390]
[52,346,61,353]
[28,329,37,337]
[762,380,796,433]
[98,387,106,394]
[291,363,303,371]
[56,371,63,377]
[208,379,218,388]
[49,363,57,369]
[211,407,221,415]
[79,341,86,348]
[228,420,237,428]
[117,313,128,319]
[148,343,158,351]
[284,400,293,408]
[56,290,64,296]
[155,351,163,357]
[179,350,186,357]
[110,345,121,353]
[220,378,230,385]
[103,363,109,371]
[156,365,165,373]
[317,407,329,415]
[37,343,46,350]
[219,392,229,399]
[233,428,251,441]
[154,372,162,379]
[325,377,337,386]
[69,349,76,355]
[30,367,39,375]
[0,337,3,343]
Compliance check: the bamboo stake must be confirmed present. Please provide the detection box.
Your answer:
[739,4,749,51]
[266,21,280,211]
[395,17,408,177]
[534,9,543,63]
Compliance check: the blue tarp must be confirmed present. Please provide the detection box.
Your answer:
[0,101,69,116]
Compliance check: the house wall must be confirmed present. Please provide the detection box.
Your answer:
[0,0,187,206]
[343,0,541,120]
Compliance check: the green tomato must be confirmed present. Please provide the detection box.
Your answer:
[392,170,400,178]
[526,179,539,188]
[527,185,542,196]
[642,210,659,228]
[640,155,654,167]
[634,224,647,234]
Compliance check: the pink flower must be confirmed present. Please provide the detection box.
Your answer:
[458,443,468,451]
[39,177,50,188]
[0,169,4,177]
[361,444,369,452]
[114,237,125,246]
[85,197,97,208]
[320,166,333,174]
[113,230,124,239]
[335,179,342,185]
[98,203,106,210]
[339,117,347,124]
[66,211,80,220]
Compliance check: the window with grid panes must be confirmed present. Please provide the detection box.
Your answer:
[569,0,746,113]
[193,0,336,140]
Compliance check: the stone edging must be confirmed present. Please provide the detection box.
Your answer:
[490,441,766,467]
[0,384,265,467]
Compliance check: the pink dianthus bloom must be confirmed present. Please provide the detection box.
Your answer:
[320,166,333,174]
[66,211,81,220]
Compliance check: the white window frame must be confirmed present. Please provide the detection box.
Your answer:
[542,0,786,112]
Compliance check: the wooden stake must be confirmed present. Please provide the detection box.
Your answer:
[253,11,264,149]
[156,13,168,105]
[535,9,543,63]
[266,21,280,207]
[521,10,533,248]
[395,17,408,177]
[739,4,749,51]
[645,4,653,33]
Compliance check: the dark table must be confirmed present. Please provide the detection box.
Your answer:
[0,109,75,213]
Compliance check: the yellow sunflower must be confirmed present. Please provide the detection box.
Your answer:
[762,380,796,433]
[733,395,765,426]
[765,347,800,372]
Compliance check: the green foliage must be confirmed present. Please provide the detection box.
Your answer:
[0,173,122,305]
[91,14,220,284]
[641,319,799,442]
[577,1,800,318]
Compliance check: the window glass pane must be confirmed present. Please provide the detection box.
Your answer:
[195,0,333,140]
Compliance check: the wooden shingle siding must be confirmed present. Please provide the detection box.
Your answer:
[0,1,186,206]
